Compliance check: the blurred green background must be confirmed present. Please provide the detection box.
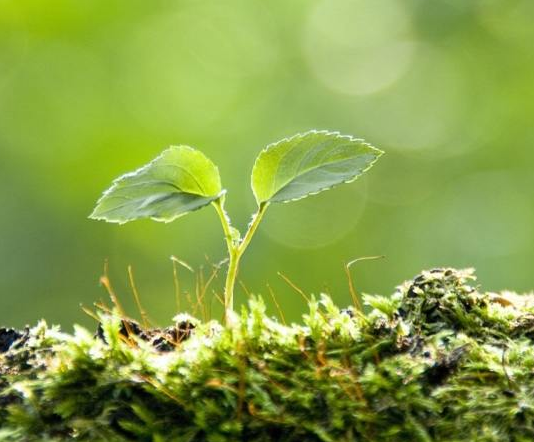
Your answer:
[1,0,533,328]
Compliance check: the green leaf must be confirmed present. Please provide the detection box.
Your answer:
[251,130,383,204]
[90,146,222,224]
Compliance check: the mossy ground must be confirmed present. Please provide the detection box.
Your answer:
[1,268,534,441]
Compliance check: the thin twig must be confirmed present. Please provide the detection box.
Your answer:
[99,260,134,338]
[344,256,385,313]
[267,284,286,325]
[128,265,150,328]
[80,305,100,323]
[171,256,194,313]
[277,272,310,304]
[239,280,252,298]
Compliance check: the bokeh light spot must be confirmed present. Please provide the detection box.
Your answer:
[304,0,414,96]
[260,181,368,249]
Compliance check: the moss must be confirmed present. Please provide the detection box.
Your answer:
[1,268,534,441]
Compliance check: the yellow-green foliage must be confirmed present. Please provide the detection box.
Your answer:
[1,268,534,441]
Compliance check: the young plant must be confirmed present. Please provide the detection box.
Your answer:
[90,130,383,323]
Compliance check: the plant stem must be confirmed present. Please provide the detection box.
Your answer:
[213,199,269,324]
[224,249,239,314]
[213,196,235,253]
[238,202,268,255]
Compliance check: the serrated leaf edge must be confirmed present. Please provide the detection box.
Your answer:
[251,129,384,205]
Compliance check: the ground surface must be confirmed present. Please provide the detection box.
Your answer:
[1,268,534,442]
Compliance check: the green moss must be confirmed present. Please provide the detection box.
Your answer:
[2,268,534,441]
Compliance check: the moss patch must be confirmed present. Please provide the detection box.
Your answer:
[1,268,534,441]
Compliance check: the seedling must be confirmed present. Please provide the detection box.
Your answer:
[90,130,383,323]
